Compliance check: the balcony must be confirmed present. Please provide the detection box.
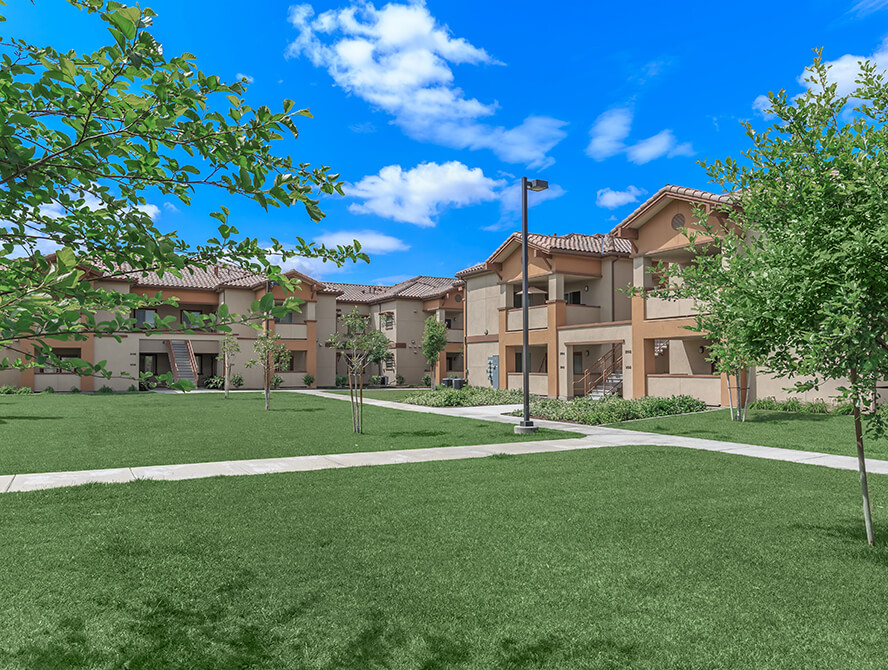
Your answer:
[274,323,308,340]
[564,304,601,326]
[447,328,464,343]
[644,296,699,320]
[647,374,721,405]
[506,305,548,331]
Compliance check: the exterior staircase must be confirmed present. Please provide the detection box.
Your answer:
[166,339,198,384]
[574,344,623,399]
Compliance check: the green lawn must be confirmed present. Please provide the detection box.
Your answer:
[614,408,888,459]
[3,446,888,668]
[0,392,574,475]
[327,388,424,402]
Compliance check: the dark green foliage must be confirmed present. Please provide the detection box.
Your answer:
[127,385,138,393]
[13,387,32,395]
[0,385,17,394]
[270,375,284,390]
[203,376,225,390]
[421,373,432,387]
[231,374,244,389]
[405,386,525,407]
[749,396,833,414]
[514,394,707,425]
[302,374,314,387]
[69,386,80,394]
[42,386,54,394]
[395,374,405,386]
[335,375,348,388]
[2,448,888,668]
[96,386,114,394]
[0,393,573,475]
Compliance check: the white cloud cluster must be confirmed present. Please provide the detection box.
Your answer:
[586,107,694,164]
[346,161,505,226]
[235,72,254,84]
[315,229,409,254]
[851,0,888,16]
[595,185,645,209]
[286,2,566,168]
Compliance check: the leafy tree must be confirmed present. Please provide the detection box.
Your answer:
[326,308,390,433]
[422,317,448,387]
[217,332,240,399]
[245,332,290,411]
[658,52,888,545]
[0,0,366,389]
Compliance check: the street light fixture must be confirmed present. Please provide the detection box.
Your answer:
[515,176,548,435]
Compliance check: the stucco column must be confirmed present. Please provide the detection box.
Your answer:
[546,299,565,397]
[547,273,564,302]
[498,308,508,389]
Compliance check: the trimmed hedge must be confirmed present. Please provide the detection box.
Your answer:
[404,386,525,407]
[748,396,853,415]
[513,394,708,425]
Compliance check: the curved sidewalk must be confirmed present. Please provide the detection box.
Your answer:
[4,390,887,493]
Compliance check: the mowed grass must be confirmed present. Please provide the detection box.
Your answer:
[327,388,425,402]
[3,446,888,669]
[0,392,574,475]
[614,408,888,458]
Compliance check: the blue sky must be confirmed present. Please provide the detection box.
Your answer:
[8,0,888,283]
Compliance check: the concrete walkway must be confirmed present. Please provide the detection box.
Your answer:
[3,389,887,493]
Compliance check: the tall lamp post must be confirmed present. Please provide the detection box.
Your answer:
[514,177,548,435]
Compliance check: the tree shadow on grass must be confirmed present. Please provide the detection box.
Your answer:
[0,415,63,425]
[745,412,833,424]
[271,407,325,413]
[790,519,888,564]
[385,430,447,439]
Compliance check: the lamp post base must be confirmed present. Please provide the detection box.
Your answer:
[514,422,539,435]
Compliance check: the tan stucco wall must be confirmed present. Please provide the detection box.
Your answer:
[464,273,502,337]
[466,341,498,388]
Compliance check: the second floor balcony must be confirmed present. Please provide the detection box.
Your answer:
[644,296,699,320]
[505,303,604,331]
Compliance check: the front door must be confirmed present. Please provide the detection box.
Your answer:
[487,355,499,389]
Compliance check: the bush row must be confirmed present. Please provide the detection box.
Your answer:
[404,386,525,407]
[748,396,853,415]
[512,394,709,425]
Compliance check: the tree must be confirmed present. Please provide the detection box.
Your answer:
[245,332,290,411]
[326,308,390,433]
[659,52,888,545]
[0,1,367,390]
[218,332,240,399]
[422,316,448,388]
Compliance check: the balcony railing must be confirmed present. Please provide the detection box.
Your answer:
[564,304,601,326]
[506,305,548,331]
[274,323,308,340]
[644,296,699,320]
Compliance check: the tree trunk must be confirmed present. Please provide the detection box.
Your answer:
[850,368,875,546]
[264,365,270,411]
[358,372,364,434]
[726,372,736,421]
[224,355,230,400]
[348,371,357,433]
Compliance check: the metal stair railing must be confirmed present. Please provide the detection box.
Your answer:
[574,344,623,398]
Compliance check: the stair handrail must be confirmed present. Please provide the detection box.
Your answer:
[574,345,623,397]
[185,340,199,382]
[166,339,180,381]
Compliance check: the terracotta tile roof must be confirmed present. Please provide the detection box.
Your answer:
[457,232,631,277]
[325,276,462,304]
[613,184,735,232]
[104,262,321,292]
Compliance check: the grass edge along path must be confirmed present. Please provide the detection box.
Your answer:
[2,446,888,668]
[0,392,575,475]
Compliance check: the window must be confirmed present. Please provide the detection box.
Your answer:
[573,352,584,375]
[181,310,201,327]
[382,313,394,330]
[135,309,157,327]
[514,351,523,373]
[444,318,453,329]
[513,292,522,309]
[42,348,80,373]
[274,301,304,324]
[564,291,581,305]
[277,351,307,373]
[385,354,394,371]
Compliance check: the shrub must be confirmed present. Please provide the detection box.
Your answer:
[204,375,224,390]
[405,386,525,408]
[231,373,244,389]
[422,373,432,387]
[0,385,17,394]
[127,385,139,393]
[509,394,708,426]
[271,374,284,389]
[303,374,315,387]
[749,396,780,411]
[335,375,348,388]
[42,386,55,394]
[70,386,81,394]
[369,375,382,386]
[396,374,405,386]
[14,386,32,395]
[834,402,855,415]
[750,395,843,414]
[97,385,114,394]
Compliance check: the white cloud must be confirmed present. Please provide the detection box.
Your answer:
[315,229,409,254]
[346,161,504,226]
[596,185,645,209]
[163,202,180,214]
[482,180,567,232]
[851,0,888,16]
[236,72,254,84]
[587,107,694,164]
[349,121,376,133]
[286,2,566,168]
[586,108,632,160]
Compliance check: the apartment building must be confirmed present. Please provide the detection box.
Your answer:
[461,184,849,406]
[458,232,634,399]
[1,265,463,392]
